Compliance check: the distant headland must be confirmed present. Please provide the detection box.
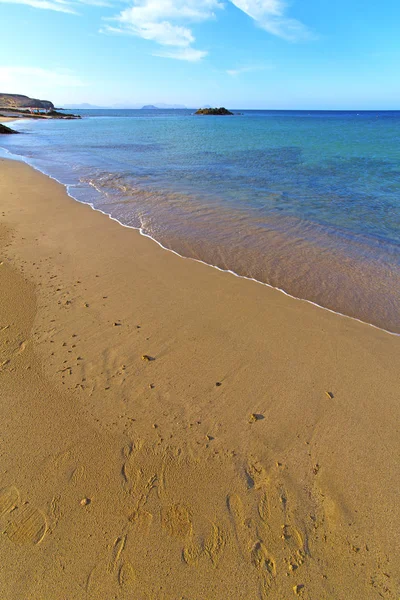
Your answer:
[195,107,234,115]
[0,93,81,120]
[0,93,54,111]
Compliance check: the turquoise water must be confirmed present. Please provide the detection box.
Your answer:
[2,109,400,333]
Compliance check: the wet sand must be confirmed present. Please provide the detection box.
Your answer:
[0,158,399,599]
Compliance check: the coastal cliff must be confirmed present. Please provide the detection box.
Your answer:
[0,93,80,119]
[0,93,54,110]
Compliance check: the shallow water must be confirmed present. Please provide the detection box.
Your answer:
[2,109,400,333]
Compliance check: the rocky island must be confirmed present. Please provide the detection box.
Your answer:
[0,93,81,120]
[195,107,234,115]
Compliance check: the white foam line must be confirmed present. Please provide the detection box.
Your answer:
[1,146,399,339]
[0,146,19,160]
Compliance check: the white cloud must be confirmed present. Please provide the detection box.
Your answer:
[78,0,111,5]
[153,47,208,62]
[0,0,109,13]
[118,0,223,24]
[104,0,224,61]
[226,64,273,76]
[104,0,312,61]
[114,15,195,47]
[0,0,312,62]
[230,0,312,42]
[227,67,250,76]
[0,0,76,13]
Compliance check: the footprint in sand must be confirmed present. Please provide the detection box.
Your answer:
[129,508,153,536]
[251,540,277,598]
[0,487,47,546]
[258,490,270,523]
[281,523,306,568]
[162,504,192,539]
[5,504,47,545]
[0,486,20,518]
[204,523,226,566]
[122,440,179,540]
[227,493,249,559]
[183,522,226,568]
[88,537,137,594]
[275,484,308,570]
[108,535,127,573]
[227,490,278,599]
[246,462,269,488]
[118,561,136,588]
[226,461,310,596]
[251,540,276,576]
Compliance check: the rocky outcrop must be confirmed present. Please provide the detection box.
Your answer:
[0,123,19,134]
[0,94,54,110]
[46,109,81,119]
[195,107,234,115]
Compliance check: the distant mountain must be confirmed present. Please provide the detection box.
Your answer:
[62,102,191,110]
[142,103,188,109]
[0,93,54,110]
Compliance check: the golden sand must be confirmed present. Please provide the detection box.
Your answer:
[0,158,399,599]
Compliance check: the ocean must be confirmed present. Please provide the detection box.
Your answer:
[2,108,400,334]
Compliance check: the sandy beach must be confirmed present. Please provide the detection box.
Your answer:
[0,157,399,599]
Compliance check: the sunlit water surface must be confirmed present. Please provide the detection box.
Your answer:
[2,109,400,333]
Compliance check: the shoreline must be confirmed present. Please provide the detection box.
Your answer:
[1,157,400,598]
[1,142,399,338]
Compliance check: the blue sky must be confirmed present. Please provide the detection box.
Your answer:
[1,0,399,109]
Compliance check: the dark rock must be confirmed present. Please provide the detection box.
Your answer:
[141,355,155,362]
[248,413,265,423]
[0,123,19,134]
[195,107,234,116]
[47,109,81,119]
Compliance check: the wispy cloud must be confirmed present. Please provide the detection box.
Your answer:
[230,0,313,42]
[103,0,312,61]
[0,0,313,59]
[0,0,76,13]
[153,47,208,62]
[0,0,110,13]
[109,19,195,47]
[103,1,224,61]
[226,64,273,76]
[78,0,112,6]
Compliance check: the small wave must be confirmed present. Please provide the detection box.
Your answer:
[1,145,399,337]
